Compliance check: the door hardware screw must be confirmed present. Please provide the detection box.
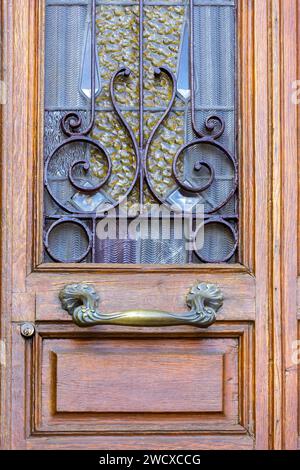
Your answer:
[20,323,35,338]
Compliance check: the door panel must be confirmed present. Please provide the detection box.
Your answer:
[39,332,238,425]
[31,273,255,322]
[11,322,253,446]
[53,341,225,414]
[0,0,282,450]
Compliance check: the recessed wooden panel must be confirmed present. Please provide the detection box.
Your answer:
[55,342,224,413]
[0,0,275,451]
[292,320,300,444]
[34,325,247,434]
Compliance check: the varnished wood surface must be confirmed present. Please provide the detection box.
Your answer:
[55,350,225,414]
[0,0,298,450]
[272,0,299,450]
[30,272,255,322]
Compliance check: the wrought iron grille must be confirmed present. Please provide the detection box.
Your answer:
[44,0,238,264]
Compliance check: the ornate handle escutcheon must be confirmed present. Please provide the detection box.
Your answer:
[59,283,223,329]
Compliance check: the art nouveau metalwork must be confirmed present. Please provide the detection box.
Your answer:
[44,0,238,264]
[59,282,223,328]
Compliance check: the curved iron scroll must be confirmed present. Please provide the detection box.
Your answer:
[59,282,223,328]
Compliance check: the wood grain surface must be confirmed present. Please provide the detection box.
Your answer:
[0,0,298,450]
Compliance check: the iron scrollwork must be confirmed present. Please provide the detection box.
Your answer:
[44,0,238,264]
[59,282,223,329]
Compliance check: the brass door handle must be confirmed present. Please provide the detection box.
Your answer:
[59,283,223,329]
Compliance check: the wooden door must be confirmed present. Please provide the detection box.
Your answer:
[0,0,297,451]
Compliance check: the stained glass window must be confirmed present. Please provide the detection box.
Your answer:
[44,0,238,264]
